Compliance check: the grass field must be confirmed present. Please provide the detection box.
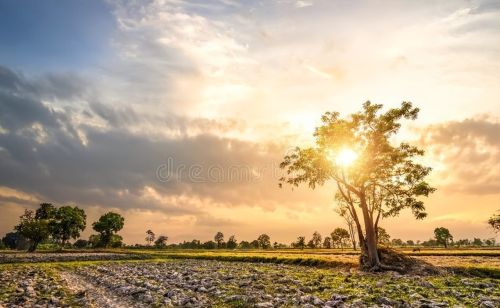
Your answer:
[109,247,500,278]
[0,249,499,307]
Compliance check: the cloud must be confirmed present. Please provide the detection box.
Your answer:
[0,65,326,220]
[419,117,500,194]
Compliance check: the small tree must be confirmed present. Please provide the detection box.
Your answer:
[214,232,224,248]
[406,240,415,246]
[335,206,357,250]
[2,231,24,249]
[391,238,403,246]
[456,239,470,247]
[92,212,124,247]
[73,239,89,248]
[323,236,332,248]
[488,212,500,233]
[472,238,483,247]
[293,236,305,249]
[250,240,260,248]
[154,235,168,248]
[376,227,390,245]
[15,210,51,252]
[227,235,238,249]
[239,241,251,249]
[310,231,322,248]
[434,227,453,248]
[331,228,350,249]
[484,238,495,246]
[145,229,156,246]
[257,234,271,249]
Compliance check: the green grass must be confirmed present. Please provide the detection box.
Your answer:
[2,247,499,278]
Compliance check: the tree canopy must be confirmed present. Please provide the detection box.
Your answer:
[434,227,453,248]
[488,212,500,233]
[92,212,125,247]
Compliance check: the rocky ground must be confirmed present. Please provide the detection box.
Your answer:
[0,252,145,264]
[1,259,498,307]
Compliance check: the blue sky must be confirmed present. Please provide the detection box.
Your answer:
[0,0,114,73]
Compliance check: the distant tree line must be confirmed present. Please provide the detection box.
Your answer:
[1,203,125,251]
[2,205,498,251]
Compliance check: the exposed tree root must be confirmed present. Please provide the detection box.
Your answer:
[360,247,442,275]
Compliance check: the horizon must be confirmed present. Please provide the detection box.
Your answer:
[1,0,499,245]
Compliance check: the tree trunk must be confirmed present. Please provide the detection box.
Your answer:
[28,241,39,252]
[359,195,380,269]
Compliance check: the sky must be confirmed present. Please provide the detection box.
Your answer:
[0,0,499,244]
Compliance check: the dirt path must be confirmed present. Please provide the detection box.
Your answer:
[59,271,139,308]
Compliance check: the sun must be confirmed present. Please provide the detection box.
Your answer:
[335,148,358,166]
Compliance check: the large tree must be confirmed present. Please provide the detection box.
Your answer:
[280,102,435,271]
[92,212,124,247]
[51,206,86,247]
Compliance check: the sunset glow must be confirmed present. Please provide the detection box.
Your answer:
[335,149,358,167]
[0,0,498,245]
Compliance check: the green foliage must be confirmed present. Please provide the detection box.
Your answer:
[35,203,56,220]
[257,234,271,249]
[88,233,123,248]
[238,241,251,249]
[434,227,453,248]
[391,238,403,246]
[202,240,217,249]
[310,231,322,248]
[15,210,51,252]
[280,102,436,267]
[292,236,306,249]
[472,238,483,246]
[376,227,390,245]
[323,236,332,249]
[331,228,350,248]
[145,229,155,245]
[227,235,238,249]
[2,232,24,250]
[92,212,124,247]
[214,232,224,248]
[488,212,500,233]
[50,206,86,246]
[73,239,89,248]
[154,235,168,248]
[280,101,435,220]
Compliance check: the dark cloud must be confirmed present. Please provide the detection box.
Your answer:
[420,118,500,195]
[0,65,317,218]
